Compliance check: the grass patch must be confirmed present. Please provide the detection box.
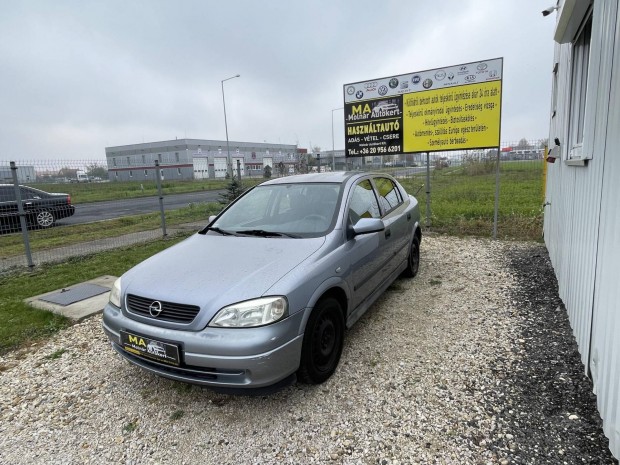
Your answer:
[45,348,67,359]
[0,202,222,259]
[398,160,544,240]
[123,420,138,434]
[34,178,263,204]
[170,410,185,421]
[0,235,188,355]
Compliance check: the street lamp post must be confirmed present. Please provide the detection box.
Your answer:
[331,107,343,171]
[221,74,240,179]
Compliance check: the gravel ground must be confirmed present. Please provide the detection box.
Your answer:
[0,235,617,465]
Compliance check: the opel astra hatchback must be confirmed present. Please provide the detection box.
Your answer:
[102,172,421,393]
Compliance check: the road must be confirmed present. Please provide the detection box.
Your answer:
[59,190,225,226]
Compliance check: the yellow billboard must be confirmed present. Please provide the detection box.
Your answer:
[403,80,501,152]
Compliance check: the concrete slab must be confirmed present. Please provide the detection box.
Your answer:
[25,275,118,321]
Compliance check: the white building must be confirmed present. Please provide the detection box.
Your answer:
[105,139,302,181]
[544,0,620,459]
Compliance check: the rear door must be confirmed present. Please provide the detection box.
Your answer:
[372,176,410,278]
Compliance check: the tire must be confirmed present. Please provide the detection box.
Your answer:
[35,209,55,228]
[402,235,420,278]
[298,297,345,384]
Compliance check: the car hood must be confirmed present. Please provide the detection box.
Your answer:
[121,233,325,328]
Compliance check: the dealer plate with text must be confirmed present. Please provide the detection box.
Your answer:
[120,330,180,366]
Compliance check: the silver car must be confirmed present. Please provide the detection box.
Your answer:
[102,172,421,393]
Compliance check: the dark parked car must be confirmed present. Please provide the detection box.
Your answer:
[103,172,421,393]
[0,184,76,232]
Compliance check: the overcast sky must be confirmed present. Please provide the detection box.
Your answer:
[1,0,556,160]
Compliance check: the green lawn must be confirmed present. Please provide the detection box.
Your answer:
[0,235,189,356]
[398,160,544,240]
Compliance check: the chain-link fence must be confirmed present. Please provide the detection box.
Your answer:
[1,140,545,272]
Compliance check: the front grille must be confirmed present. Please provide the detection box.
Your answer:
[126,294,200,323]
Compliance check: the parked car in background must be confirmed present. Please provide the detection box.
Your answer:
[103,172,421,393]
[0,184,76,232]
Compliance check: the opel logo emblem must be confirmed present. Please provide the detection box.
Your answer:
[149,301,163,317]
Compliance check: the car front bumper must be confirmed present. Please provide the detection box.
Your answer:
[102,303,304,390]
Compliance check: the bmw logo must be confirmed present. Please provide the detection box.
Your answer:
[355,90,364,99]
[346,85,355,95]
[378,85,388,96]
[422,79,433,89]
[412,75,421,85]
[389,78,399,89]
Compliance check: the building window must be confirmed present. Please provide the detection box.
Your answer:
[568,11,592,159]
[175,152,179,162]
[127,157,131,166]
[142,154,146,164]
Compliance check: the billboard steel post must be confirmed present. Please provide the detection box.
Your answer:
[425,152,431,228]
[493,146,501,239]
[10,162,34,268]
[155,161,167,237]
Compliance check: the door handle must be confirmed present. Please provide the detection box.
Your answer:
[385,229,391,238]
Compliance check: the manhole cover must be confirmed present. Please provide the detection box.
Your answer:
[40,283,110,306]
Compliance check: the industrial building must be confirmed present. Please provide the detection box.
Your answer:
[544,0,620,459]
[105,139,304,181]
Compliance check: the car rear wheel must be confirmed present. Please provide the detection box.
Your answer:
[35,209,55,228]
[298,297,344,384]
[402,235,420,278]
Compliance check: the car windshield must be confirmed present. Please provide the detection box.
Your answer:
[211,182,342,238]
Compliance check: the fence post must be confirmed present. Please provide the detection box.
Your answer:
[493,146,500,239]
[10,162,34,268]
[154,160,167,237]
[425,152,431,228]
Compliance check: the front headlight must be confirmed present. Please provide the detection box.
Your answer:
[109,277,122,308]
[208,296,288,328]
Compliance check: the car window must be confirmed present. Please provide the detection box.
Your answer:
[348,179,380,225]
[20,187,42,200]
[374,177,402,213]
[0,186,15,202]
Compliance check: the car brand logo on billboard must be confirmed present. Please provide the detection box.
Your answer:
[355,90,364,99]
[400,81,409,89]
[465,75,476,82]
[435,70,446,81]
[364,81,378,91]
[412,75,421,85]
[378,85,388,96]
[447,72,455,81]
[422,79,433,89]
[346,86,355,95]
[477,63,488,71]
[389,78,399,89]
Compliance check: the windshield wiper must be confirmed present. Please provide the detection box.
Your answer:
[204,226,237,236]
[238,229,300,238]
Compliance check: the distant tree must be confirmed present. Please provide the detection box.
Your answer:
[86,163,107,178]
[538,138,549,148]
[58,167,77,178]
[218,177,245,205]
[516,138,530,149]
[263,165,272,178]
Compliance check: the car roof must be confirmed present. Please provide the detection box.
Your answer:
[260,172,363,186]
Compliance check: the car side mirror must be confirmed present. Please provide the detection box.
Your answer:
[351,218,385,236]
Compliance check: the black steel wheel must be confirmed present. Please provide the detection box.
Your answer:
[402,235,420,278]
[298,297,344,384]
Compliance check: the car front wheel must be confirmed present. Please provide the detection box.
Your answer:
[35,210,55,228]
[298,297,344,384]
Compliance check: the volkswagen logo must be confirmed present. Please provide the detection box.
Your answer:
[378,85,388,96]
[149,301,163,317]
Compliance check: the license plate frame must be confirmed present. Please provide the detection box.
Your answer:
[120,330,181,366]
